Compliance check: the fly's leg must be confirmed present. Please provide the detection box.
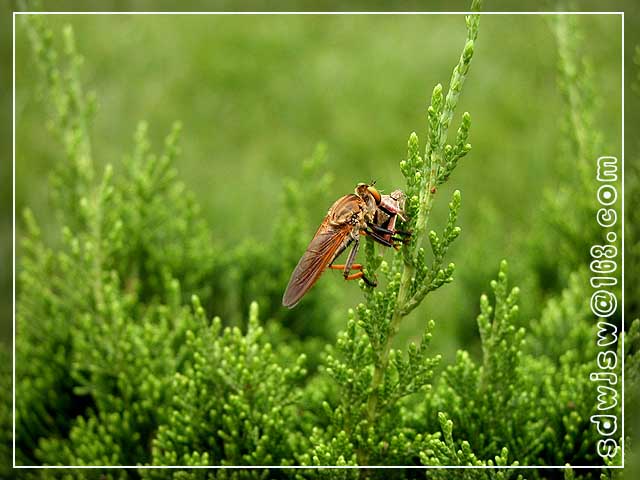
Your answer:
[329,263,364,271]
[328,265,376,286]
[369,224,411,240]
[345,271,375,285]
[329,238,377,287]
[367,223,411,250]
[362,228,394,248]
[369,223,412,239]
[343,235,360,276]
[369,224,395,235]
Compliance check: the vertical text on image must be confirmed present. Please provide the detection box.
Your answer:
[589,155,620,461]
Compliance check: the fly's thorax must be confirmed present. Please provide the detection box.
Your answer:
[327,194,365,226]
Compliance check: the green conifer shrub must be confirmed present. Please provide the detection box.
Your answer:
[6,4,637,480]
[0,345,11,478]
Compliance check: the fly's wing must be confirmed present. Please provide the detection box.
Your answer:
[282,217,352,308]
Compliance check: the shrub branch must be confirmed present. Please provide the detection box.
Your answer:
[363,0,482,445]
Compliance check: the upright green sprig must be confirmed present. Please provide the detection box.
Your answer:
[310,5,482,465]
[535,13,617,288]
[477,261,524,392]
[310,2,481,467]
[364,0,482,425]
[426,261,536,467]
[553,14,601,170]
[23,15,97,229]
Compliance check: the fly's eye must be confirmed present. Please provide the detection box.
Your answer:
[367,186,381,205]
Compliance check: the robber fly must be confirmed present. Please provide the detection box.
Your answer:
[282,183,410,308]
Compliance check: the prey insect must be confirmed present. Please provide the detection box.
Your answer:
[282,183,410,308]
[372,189,409,247]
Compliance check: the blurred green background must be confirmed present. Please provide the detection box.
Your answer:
[9,13,622,362]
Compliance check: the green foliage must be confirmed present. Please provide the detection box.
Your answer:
[16,15,218,467]
[0,345,11,478]
[24,18,96,231]
[426,263,531,463]
[14,12,315,470]
[627,157,640,324]
[8,3,635,480]
[212,143,338,341]
[426,264,605,467]
[527,14,621,300]
[302,1,482,469]
[626,47,640,325]
[420,412,523,479]
[150,301,306,467]
[622,44,640,480]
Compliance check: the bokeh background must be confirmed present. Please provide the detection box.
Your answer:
[9,12,624,364]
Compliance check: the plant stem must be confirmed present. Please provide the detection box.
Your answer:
[366,152,440,422]
[366,269,410,421]
[365,265,413,420]
[363,2,481,456]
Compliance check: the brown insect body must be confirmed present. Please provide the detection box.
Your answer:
[282,183,410,309]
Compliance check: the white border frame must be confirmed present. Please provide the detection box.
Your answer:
[12,9,626,471]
